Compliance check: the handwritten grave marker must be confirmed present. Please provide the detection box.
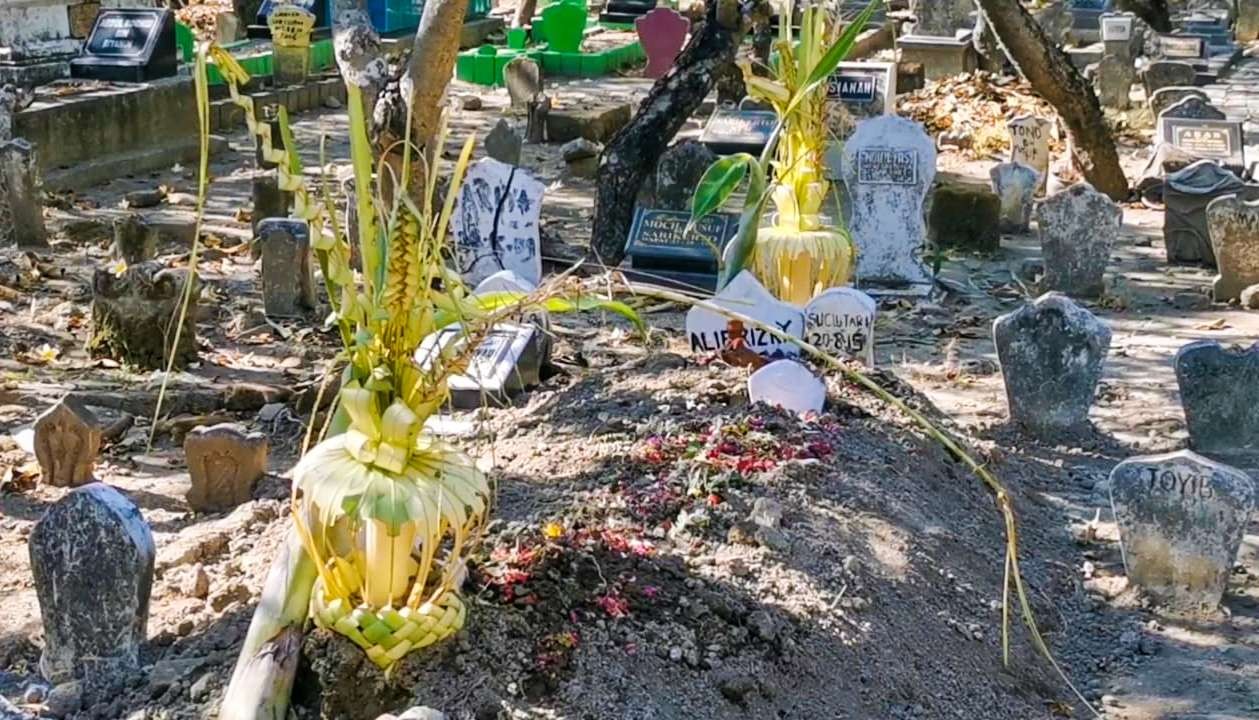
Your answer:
[1008,115,1053,194]
[685,271,804,358]
[453,158,545,288]
[804,287,876,365]
[268,5,315,85]
[747,360,827,416]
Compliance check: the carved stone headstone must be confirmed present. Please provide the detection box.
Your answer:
[258,218,316,318]
[993,292,1111,436]
[504,56,542,110]
[1008,115,1053,194]
[33,398,102,488]
[1034,183,1122,298]
[1205,195,1259,302]
[654,140,717,211]
[1094,54,1135,110]
[452,158,545,288]
[184,423,268,512]
[747,360,827,415]
[1149,86,1209,119]
[685,271,804,358]
[1141,61,1198,99]
[840,116,936,293]
[29,483,155,683]
[484,118,523,166]
[804,287,876,365]
[1175,341,1259,464]
[0,139,47,248]
[1163,160,1254,266]
[636,8,689,79]
[989,161,1040,233]
[1109,450,1256,612]
[88,261,198,369]
[111,214,157,264]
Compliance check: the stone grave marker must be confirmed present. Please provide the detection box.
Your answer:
[452,158,545,288]
[1162,116,1245,172]
[268,5,315,86]
[1034,183,1122,298]
[1008,115,1053,194]
[33,398,102,488]
[184,423,268,513]
[1109,450,1256,612]
[0,139,47,248]
[1176,341,1259,464]
[541,1,586,53]
[1100,11,1135,58]
[70,8,177,82]
[88,261,198,370]
[625,207,736,290]
[1158,34,1206,61]
[993,292,1111,436]
[1240,0,1259,43]
[1067,0,1110,41]
[747,360,827,415]
[1149,86,1209,118]
[1163,160,1257,266]
[30,483,155,683]
[484,119,523,166]
[636,8,688,79]
[1094,54,1135,110]
[600,0,656,24]
[414,322,542,408]
[840,115,936,294]
[685,271,804,357]
[1141,61,1198,98]
[1157,95,1225,135]
[989,161,1040,233]
[504,57,542,110]
[826,61,897,123]
[257,218,316,318]
[699,108,778,156]
[804,287,876,365]
[111,214,156,264]
[910,0,973,36]
[654,140,716,211]
[1206,195,1259,302]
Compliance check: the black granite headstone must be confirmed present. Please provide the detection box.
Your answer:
[1162,117,1245,173]
[69,9,177,83]
[624,207,737,290]
[599,0,656,25]
[248,0,330,39]
[699,109,778,156]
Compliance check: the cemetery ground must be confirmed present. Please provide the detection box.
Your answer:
[5,60,1259,720]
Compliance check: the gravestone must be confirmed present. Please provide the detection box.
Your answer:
[111,214,156,264]
[625,207,736,290]
[747,360,827,415]
[541,1,586,53]
[0,139,47,248]
[1239,0,1259,43]
[1175,341,1259,463]
[184,423,268,513]
[993,292,1111,436]
[654,140,716,211]
[636,8,688,79]
[1034,183,1122,298]
[1094,54,1135,110]
[268,5,315,86]
[257,218,317,318]
[504,57,542,110]
[1206,195,1259,302]
[30,483,155,683]
[989,161,1040,233]
[804,287,876,365]
[452,158,545,288]
[840,116,936,293]
[1110,450,1256,612]
[1141,61,1198,98]
[699,108,777,156]
[1158,34,1206,61]
[1157,95,1225,135]
[1008,115,1053,194]
[485,119,523,166]
[249,0,328,38]
[1149,86,1209,118]
[69,8,177,82]
[685,271,804,357]
[88,261,198,370]
[33,398,102,489]
[1100,11,1136,58]
[414,323,542,408]
[826,61,897,122]
[1163,160,1257,266]
[910,0,973,36]
[1162,117,1244,172]
[928,177,1001,252]
[600,0,656,24]
[1067,0,1110,43]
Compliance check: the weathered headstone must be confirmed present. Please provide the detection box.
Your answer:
[1141,60,1198,98]
[747,360,827,415]
[484,119,523,166]
[910,0,973,36]
[33,398,102,489]
[88,261,198,370]
[826,61,897,123]
[452,158,545,288]
[30,483,155,683]
[1034,183,1122,298]
[699,108,777,156]
[268,5,314,85]
[804,287,876,365]
[1157,95,1225,136]
[414,322,542,408]
[0,139,47,248]
[1239,0,1259,43]
[636,8,688,79]
[1175,341,1259,464]
[504,57,542,110]
[184,423,268,513]
[840,115,936,293]
[1149,86,1209,119]
[1094,54,1135,110]
[1109,450,1256,612]
[1163,160,1256,266]
[1206,194,1259,301]
[993,292,1111,436]
[1008,115,1053,194]
[654,140,716,211]
[257,218,316,318]
[111,214,156,264]
[989,161,1040,233]
[686,271,804,357]
[1100,11,1136,58]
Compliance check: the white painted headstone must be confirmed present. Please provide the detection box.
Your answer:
[452,158,545,288]
[414,322,541,405]
[1100,12,1134,42]
[473,269,538,295]
[804,287,876,365]
[685,271,805,358]
[1008,115,1054,194]
[747,360,827,415]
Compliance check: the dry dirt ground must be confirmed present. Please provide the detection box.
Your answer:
[1,42,1258,720]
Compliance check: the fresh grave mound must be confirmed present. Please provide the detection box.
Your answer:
[283,358,1097,720]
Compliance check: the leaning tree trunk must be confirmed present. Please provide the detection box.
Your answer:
[513,0,537,28]
[1113,0,1172,33]
[976,0,1129,200]
[590,0,752,264]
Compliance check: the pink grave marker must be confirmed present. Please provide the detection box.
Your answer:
[636,8,690,79]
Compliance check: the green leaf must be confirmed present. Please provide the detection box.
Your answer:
[543,297,646,338]
[688,154,756,234]
[719,162,771,288]
[277,105,302,177]
[783,0,882,119]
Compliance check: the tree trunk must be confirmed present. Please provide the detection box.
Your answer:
[976,0,1128,200]
[1113,0,1172,33]
[512,0,538,28]
[590,0,750,264]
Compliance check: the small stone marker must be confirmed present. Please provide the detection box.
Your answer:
[0,139,47,248]
[1149,86,1209,119]
[686,271,804,358]
[30,483,155,683]
[636,8,689,79]
[1109,450,1256,612]
[452,158,545,288]
[257,218,316,318]
[826,61,897,122]
[484,119,523,166]
[111,214,156,264]
[414,323,541,408]
[989,161,1040,233]
[1034,183,1122,298]
[88,261,199,370]
[33,398,102,488]
[804,287,876,365]
[1094,54,1135,110]
[1007,115,1053,194]
[747,360,827,415]
[184,423,268,513]
[504,57,542,110]
[1163,160,1254,266]
[1206,195,1259,302]
[654,140,716,211]
[1157,95,1225,132]
[1175,341,1259,463]
[1141,61,1198,98]
[840,115,936,293]
[268,5,315,85]
[994,293,1111,436]
[910,0,973,36]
